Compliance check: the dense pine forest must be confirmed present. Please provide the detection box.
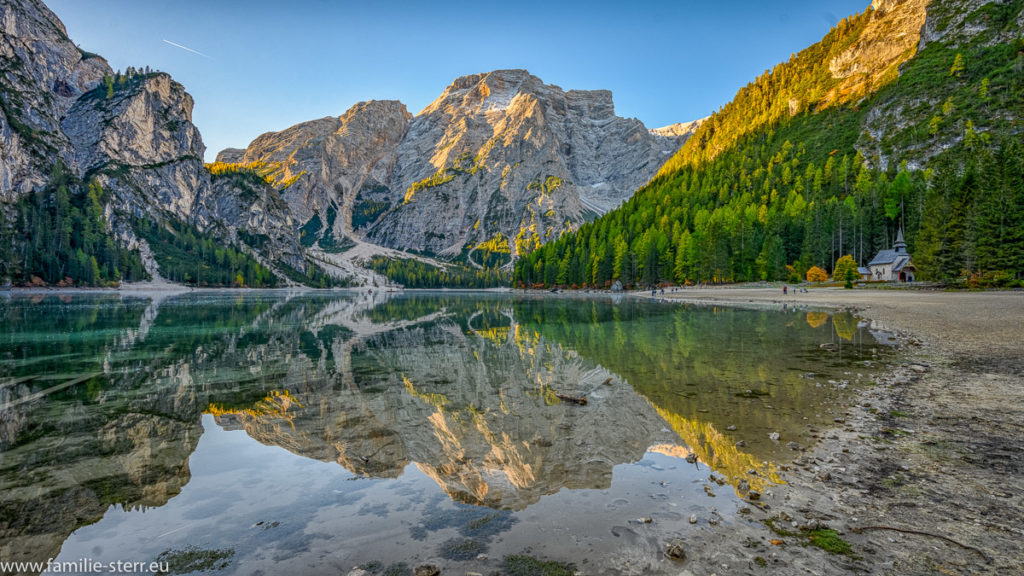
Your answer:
[132,217,279,287]
[0,162,148,286]
[365,256,510,289]
[514,3,1024,289]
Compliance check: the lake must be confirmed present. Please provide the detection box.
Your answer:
[0,291,893,575]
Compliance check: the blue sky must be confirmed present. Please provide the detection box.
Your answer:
[47,0,870,161]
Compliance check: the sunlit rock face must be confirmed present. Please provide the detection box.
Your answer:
[226,100,413,233]
[649,118,706,139]
[826,0,928,105]
[2,0,695,275]
[222,70,697,259]
[215,302,681,510]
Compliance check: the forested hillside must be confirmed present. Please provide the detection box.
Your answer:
[514,0,1024,288]
[0,162,147,286]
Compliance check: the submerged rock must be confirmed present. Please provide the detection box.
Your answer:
[664,539,687,561]
[414,565,440,576]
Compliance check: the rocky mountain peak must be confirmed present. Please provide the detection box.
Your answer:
[424,69,542,116]
[425,69,621,120]
[650,118,706,139]
[219,69,691,262]
[341,99,411,123]
[1,0,111,108]
[215,147,245,164]
[239,100,411,169]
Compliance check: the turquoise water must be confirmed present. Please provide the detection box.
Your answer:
[0,291,891,574]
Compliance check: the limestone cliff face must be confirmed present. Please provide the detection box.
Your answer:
[371,70,688,257]
[223,70,690,259]
[826,0,928,105]
[3,0,688,276]
[213,147,245,164]
[229,100,412,231]
[0,0,304,275]
[0,0,109,198]
[62,73,208,219]
[202,173,305,269]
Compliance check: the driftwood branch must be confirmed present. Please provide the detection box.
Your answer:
[555,393,588,406]
[851,525,992,564]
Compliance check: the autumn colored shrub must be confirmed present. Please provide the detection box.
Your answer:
[806,266,829,283]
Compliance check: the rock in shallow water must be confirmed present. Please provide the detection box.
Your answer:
[664,539,687,561]
[414,565,440,576]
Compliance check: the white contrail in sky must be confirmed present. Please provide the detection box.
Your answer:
[162,39,210,58]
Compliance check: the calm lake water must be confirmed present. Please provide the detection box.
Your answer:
[0,291,892,575]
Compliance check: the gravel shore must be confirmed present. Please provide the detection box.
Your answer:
[638,287,1024,575]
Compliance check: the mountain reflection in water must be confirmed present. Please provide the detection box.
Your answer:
[0,291,890,573]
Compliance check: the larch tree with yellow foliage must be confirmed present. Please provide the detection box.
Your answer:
[833,255,859,284]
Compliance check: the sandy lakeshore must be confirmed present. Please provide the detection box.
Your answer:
[635,286,1024,575]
